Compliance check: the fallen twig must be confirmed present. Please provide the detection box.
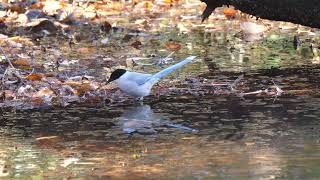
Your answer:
[0,45,14,69]
[230,74,244,91]
[271,79,284,96]
[0,45,23,87]
[157,51,175,65]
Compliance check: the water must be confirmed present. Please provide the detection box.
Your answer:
[0,93,319,179]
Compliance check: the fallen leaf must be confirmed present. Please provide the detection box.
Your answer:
[131,40,142,49]
[223,8,237,18]
[16,14,28,24]
[44,73,56,77]
[57,8,74,23]
[165,41,181,51]
[76,83,94,95]
[4,90,14,100]
[77,47,91,54]
[134,1,155,11]
[24,73,43,81]
[63,81,82,86]
[101,21,112,33]
[29,2,44,9]
[122,34,134,42]
[31,97,46,104]
[9,5,26,14]
[109,2,124,11]
[43,0,62,15]
[12,59,31,67]
[9,36,34,46]
[33,87,55,98]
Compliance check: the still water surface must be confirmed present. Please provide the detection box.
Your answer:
[0,93,320,179]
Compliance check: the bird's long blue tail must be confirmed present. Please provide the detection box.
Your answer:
[147,56,196,85]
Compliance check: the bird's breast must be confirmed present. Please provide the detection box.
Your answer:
[116,79,152,97]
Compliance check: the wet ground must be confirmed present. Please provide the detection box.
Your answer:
[0,0,320,179]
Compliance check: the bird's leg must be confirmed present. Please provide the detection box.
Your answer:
[134,97,144,105]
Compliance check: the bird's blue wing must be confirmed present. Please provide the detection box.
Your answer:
[145,56,196,85]
[126,72,153,85]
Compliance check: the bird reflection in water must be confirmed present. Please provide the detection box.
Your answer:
[119,105,197,134]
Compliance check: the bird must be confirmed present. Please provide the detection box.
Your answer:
[106,56,196,100]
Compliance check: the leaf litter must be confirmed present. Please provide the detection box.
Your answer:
[0,0,319,109]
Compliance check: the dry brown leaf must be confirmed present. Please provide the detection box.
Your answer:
[29,2,44,9]
[33,87,55,98]
[9,36,34,46]
[131,40,142,49]
[122,34,134,42]
[104,83,118,90]
[3,90,14,100]
[76,83,93,95]
[165,41,181,51]
[63,81,82,86]
[77,47,91,54]
[44,73,57,77]
[223,8,237,18]
[31,97,46,104]
[9,5,26,13]
[24,73,43,81]
[109,2,124,11]
[12,59,31,67]
[101,21,112,33]
[135,1,155,10]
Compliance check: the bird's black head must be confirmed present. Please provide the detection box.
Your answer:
[106,69,127,84]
